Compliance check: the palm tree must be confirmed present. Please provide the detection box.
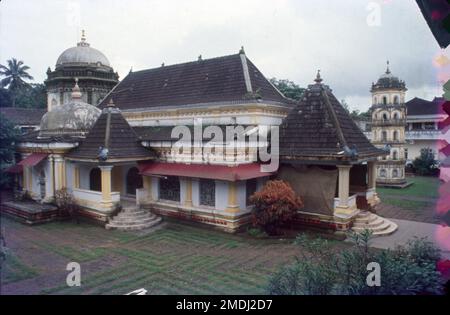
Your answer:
[0,58,34,106]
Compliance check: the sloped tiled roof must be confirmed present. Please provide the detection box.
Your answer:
[406,97,445,116]
[280,73,384,162]
[67,102,154,161]
[133,124,256,142]
[0,107,46,125]
[99,52,291,110]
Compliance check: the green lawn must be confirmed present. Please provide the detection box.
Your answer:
[1,253,38,285]
[3,217,338,295]
[377,176,440,199]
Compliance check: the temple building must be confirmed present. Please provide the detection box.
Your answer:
[45,31,119,110]
[5,46,397,235]
[369,62,409,187]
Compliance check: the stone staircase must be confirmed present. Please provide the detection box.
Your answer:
[105,206,162,231]
[351,211,398,237]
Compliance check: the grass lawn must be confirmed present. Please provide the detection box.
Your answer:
[1,217,348,295]
[381,198,433,212]
[1,253,38,285]
[377,176,440,199]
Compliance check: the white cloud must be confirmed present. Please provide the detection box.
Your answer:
[0,0,445,110]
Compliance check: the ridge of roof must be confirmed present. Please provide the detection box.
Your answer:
[98,52,292,110]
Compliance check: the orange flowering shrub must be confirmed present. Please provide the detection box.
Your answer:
[250,180,303,234]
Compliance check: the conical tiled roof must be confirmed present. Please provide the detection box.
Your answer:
[280,72,385,162]
[67,100,154,162]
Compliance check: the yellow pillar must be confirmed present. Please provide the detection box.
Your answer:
[73,164,80,189]
[143,176,153,202]
[53,155,65,191]
[184,178,193,206]
[100,165,113,208]
[225,181,240,213]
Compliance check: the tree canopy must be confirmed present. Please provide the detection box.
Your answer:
[269,78,305,101]
[0,58,41,107]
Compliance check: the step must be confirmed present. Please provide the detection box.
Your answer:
[354,213,378,224]
[115,212,154,220]
[106,217,162,231]
[372,221,398,237]
[353,217,385,229]
[353,220,391,233]
[109,216,159,226]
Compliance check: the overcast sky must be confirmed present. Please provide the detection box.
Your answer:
[0,0,447,111]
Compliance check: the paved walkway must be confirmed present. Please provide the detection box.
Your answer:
[367,218,450,259]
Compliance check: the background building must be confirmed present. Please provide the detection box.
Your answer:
[369,63,408,187]
[44,31,119,111]
[359,96,447,167]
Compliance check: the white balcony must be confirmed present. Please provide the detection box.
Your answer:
[405,130,443,141]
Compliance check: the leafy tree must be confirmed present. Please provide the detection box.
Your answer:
[0,113,19,163]
[0,87,12,107]
[250,180,303,235]
[14,83,46,108]
[0,58,34,107]
[412,148,438,176]
[0,113,19,187]
[269,78,305,101]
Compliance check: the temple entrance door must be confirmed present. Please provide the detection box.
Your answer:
[39,170,46,200]
[126,167,143,196]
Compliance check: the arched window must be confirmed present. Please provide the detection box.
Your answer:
[393,96,399,104]
[393,131,399,141]
[382,131,387,141]
[89,167,101,192]
[392,169,399,178]
[126,167,143,195]
[382,113,388,121]
[380,169,386,177]
[393,112,399,120]
[383,96,387,104]
[393,151,398,160]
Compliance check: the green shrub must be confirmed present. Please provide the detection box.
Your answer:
[267,232,444,295]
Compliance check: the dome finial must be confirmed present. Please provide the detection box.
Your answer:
[71,78,82,100]
[314,70,322,84]
[386,60,391,74]
[239,46,245,55]
[77,29,90,47]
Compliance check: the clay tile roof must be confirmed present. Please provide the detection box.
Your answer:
[406,97,445,116]
[67,103,154,161]
[99,53,291,110]
[280,75,384,161]
[0,107,46,125]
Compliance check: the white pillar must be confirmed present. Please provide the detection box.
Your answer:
[334,165,356,216]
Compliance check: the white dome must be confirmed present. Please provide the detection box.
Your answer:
[56,35,110,68]
[39,81,101,137]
